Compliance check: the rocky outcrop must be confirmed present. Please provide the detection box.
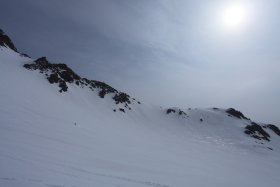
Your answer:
[263,124,280,136]
[226,108,249,120]
[166,108,188,118]
[24,57,81,92]
[166,109,176,114]
[0,29,18,52]
[24,57,140,112]
[244,122,270,141]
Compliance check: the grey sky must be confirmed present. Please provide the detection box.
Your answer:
[1,0,279,124]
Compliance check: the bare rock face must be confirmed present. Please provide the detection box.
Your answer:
[263,124,280,136]
[243,120,280,142]
[245,122,270,141]
[226,108,250,120]
[0,29,18,52]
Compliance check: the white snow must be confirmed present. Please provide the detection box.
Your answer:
[0,46,279,187]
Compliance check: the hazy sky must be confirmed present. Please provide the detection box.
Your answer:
[1,0,279,124]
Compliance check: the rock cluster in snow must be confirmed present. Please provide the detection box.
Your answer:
[23,57,140,112]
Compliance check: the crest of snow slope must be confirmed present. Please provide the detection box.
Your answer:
[0,41,280,186]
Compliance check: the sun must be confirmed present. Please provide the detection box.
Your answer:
[221,4,248,30]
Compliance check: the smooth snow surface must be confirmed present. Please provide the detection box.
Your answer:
[0,46,280,187]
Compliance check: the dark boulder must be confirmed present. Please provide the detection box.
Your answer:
[179,110,187,116]
[119,108,125,113]
[166,109,176,114]
[113,92,131,104]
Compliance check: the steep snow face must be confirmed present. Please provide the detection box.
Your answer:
[0,42,280,187]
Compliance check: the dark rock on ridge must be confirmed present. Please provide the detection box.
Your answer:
[263,124,280,136]
[166,109,176,114]
[0,29,18,52]
[226,108,249,120]
[166,108,188,118]
[245,122,270,141]
[24,57,140,109]
[113,92,131,104]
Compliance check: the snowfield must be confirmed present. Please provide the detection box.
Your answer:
[0,37,280,187]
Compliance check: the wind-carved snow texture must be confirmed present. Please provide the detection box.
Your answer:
[23,57,140,113]
[1,28,280,187]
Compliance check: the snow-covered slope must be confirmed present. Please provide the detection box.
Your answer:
[0,30,280,187]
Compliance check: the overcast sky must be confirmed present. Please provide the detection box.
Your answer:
[1,0,279,124]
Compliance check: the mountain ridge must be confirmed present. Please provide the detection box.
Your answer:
[1,29,280,187]
[1,28,279,144]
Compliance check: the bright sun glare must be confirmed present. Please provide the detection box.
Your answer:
[221,4,248,30]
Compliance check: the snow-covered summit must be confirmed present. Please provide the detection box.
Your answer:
[1,29,280,187]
